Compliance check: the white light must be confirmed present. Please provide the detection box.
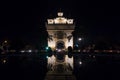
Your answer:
[4,40,7,43]
[57,49,61,52]
[20,50,25,53]
[54,17,67,24]
[46,56,49,59]
[28,50,32,53]
[46,47,49,50]
[67,19,73,24]
[2,59,7,64]
[66,37,73,48]
[79,61,82,65]
[48,19,54,24]
[78,38,82,41]
[58,12,63,16]
[48,39,55,49]
[75,44,78,47]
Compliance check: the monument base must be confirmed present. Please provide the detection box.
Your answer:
[45,70,76,80]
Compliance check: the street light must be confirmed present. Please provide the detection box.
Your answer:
[4,40,7,43]
[77,38,83,49]
[79,61,82,65]
[78,38,82,41]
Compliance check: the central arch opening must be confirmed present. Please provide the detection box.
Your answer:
[56,41,65,49]
[55,41,65,61]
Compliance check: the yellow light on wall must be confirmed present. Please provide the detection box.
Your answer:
[48,40,55,49]
[54,17,67,24]
[67,19,73,24]
[47,12,74,24]
[48,19,54,24]
[58,12,63,17]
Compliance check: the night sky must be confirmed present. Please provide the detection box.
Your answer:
[0,0,120,44]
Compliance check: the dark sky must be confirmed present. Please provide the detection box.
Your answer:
[0,0,120,43]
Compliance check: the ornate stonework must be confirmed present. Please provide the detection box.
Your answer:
[46,12,75,50]
[45,12,75,79]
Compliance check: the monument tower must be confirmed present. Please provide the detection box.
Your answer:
[45,12,76,80]
[46,12,75,50]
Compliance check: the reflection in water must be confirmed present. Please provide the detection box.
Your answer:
[0,52,120,80]
[1,58,7,64]
[65,55,73,69]
[47,55,73,71]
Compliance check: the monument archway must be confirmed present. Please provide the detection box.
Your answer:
[56,41,65,49]
[46,12,75,72]
[46,12,75,50]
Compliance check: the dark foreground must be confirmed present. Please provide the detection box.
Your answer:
[0,52,120,80]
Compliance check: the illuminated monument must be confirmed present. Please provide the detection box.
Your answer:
[46,12,75,50]
[45,12,76,80]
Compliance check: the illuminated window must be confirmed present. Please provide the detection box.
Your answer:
[67,19,73,24]
[58,12,63,17]
[48,19,54,24]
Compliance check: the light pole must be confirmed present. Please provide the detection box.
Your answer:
[78,38,83,49]
[2,40,9,53]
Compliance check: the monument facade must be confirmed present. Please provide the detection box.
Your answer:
[45,12,76,80]
[46,12,75,50]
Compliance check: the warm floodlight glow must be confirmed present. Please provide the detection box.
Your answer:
[47,12,74,24]
[46,11,75,71]
[67,19,73,24]
[48,40,55,49]
[48,19,54,24]
[54,17,67,24]
[58,12,63,16]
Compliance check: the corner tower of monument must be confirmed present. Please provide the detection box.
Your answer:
[46,12,75,50]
